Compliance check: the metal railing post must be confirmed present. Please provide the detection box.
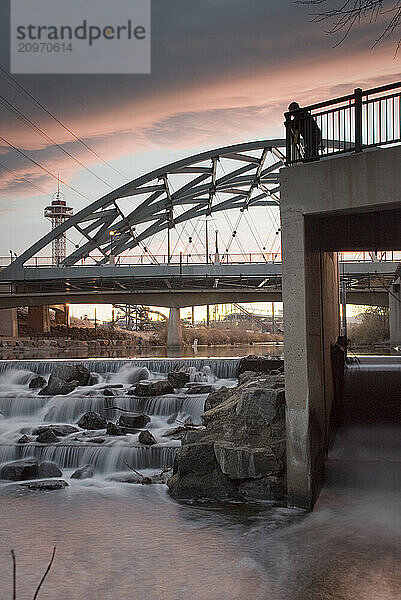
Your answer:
[354,88,363,153]
[284,111,292,165]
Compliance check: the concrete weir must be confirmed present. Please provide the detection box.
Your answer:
[280,145,401,509]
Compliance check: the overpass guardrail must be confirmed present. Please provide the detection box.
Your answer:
[285,81,401,165]
[1,251,400,268]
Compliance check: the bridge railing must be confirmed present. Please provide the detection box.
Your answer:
[1,250,400,268]
[285,81,401,165]
[0,252,283,267]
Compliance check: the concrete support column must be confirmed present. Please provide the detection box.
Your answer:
[281,211,340,509]
[27,305,51,333]
[54,304,70,326]
[0,308,18,337]
[167,307,183,348]
[389,277,401,347]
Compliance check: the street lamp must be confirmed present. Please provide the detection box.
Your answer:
[109,230,120,265]
[179,249,183,278]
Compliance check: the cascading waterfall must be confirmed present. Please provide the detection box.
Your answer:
[0,357,240,379]
[0,358,237,481]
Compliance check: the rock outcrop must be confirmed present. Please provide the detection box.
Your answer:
[0,459,39,481]
[77,411,107,430]
[167,370,190,389]
[36,429,59,444]
[132,380,174,396]
[32,425,79,437]
[21,479,68,491]
[118,413,150,429]
[0,459,62,481]
[39,364,90,396]
[71,465,94,479]
[138,430,157,445]
[204,386,231,412]
[237,355,284,376]
[29,375,47,389]
[106,422,125,436]
[168,371,286,503]
[38,461,62,478]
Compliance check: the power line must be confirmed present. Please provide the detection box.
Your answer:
[0,66,128,181]
[0,94,114,188]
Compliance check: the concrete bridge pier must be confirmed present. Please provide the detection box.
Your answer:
[27,305,50,333]
[0,308,18,337]
[54,304,70,326]
[280,144,401,510]
[0,284,18,337]
[281,211,340,510]
[389,277,401,347]
[167,307,183,348]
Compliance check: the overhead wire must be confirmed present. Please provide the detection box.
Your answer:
[0,66,128,180]
[0,94,115,188]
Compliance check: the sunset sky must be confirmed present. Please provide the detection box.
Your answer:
[0,0,400,319]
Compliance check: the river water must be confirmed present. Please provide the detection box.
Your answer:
[0,355,400,599]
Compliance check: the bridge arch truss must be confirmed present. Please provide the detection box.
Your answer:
[4,140,286,273]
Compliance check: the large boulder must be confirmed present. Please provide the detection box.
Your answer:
[17,435,30,444]
[118,413,150,429]
[167,442,237,501]
[181,429,206,445]
[238,476,286,502]
[138,430,157,445]
[106,422,125,436]
[77,411,107,430]
[21,479,68,491]
[0,459,39,481]
[36,429,59,444]
[237,356,284,376]
[38,461,62,478]
[167,371,190,389]
[168,369,286,503]
[33,425,79,437]
[185,384,214,395]
[235,387,285,426]
[39,377,79,396]
[204,386,231,412]
[48,364,90,387]
[214,442,282,480]
[71,465,94,479]
[29,375,47,389]
[132,380,174,397]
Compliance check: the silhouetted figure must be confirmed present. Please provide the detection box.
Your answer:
[329,335,349,444]
[288,102,322,161]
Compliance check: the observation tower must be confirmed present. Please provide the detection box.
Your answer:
[44,184,73,265]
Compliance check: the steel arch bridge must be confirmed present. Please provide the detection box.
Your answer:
[3,139,285,274]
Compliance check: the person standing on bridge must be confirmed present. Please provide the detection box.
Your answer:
[288,102,322,161]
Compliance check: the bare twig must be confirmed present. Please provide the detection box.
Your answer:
[175,419,195,427]
[32,546,56,600]
[123,460,152,484]
[159,465,173,475]
[297,0,401,50]
[10,550,16,600]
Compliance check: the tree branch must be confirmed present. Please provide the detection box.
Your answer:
[32,546,56,600]
[297,0,401,49]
